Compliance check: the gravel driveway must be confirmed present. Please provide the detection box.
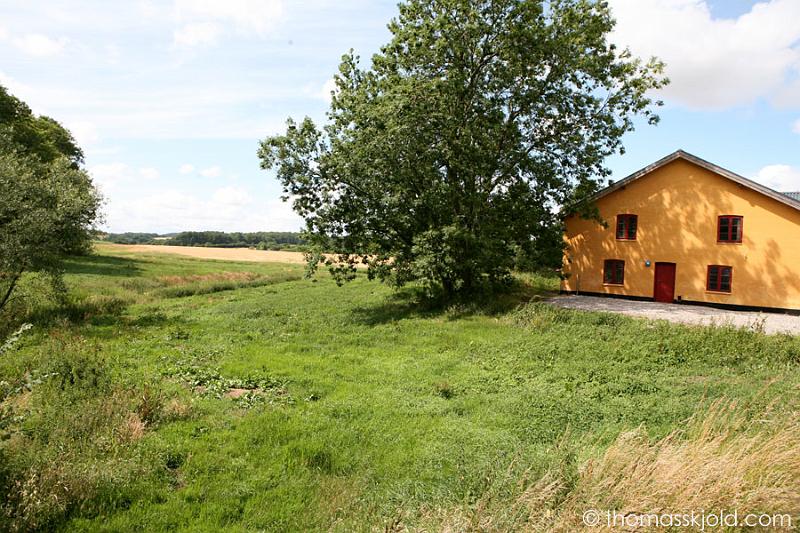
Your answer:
[548,294,800,335]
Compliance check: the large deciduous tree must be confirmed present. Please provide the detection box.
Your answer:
[0,85,101,313]
[259,0,667,298]
[0,86,84,167]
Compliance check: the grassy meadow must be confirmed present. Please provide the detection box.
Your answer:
[1,244,799,531]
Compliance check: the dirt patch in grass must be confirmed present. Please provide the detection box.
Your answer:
[224,388,251,399]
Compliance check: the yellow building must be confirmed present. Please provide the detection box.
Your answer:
[561,150,800,312]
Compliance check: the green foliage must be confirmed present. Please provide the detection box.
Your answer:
[260,0,667,297]
[0,153,101,313]
[165,231,306,249]
[0,85,101,317]
[101,231,310,250]
[162,358,292,407]
[0,85,83,167]
[0,154,101,314]
[101,232,163,244]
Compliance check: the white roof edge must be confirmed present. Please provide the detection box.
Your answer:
[588,150,800,212]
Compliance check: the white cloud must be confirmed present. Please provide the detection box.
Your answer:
[90,162,134,193]
[138,0,163,20]
[139,167,160,180]
[66,120,99,147]
[173,22,221,47]
[212,185,251,206]
[793,118,800,134]
[200,165,222,178]
[773,78,800,108]
[0,72,98,148]
[105,44,122,66]
[174,0,285,36]
[85,145,122,157]
[90,162,160,192]
[0,71,30,101]
[609,0,800,109]
[320,77,337,104]
[179,163,195,174]
[12,33,68,57]
[103,188,301,233]
[0,61,295,141]
[754,164,800,191]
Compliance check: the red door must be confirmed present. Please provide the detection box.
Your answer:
[654,263,676,303]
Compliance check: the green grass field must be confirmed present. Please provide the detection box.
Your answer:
[2,246,799,531]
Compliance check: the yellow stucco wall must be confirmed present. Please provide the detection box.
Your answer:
[561,158,800,310]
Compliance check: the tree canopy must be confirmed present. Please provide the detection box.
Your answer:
[0,85,100,313]
[0,86,84,167]
[259,0,667,298]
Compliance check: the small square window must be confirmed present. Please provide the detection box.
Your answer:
[717,216,742,243]
[616,214,638,240]
[707,265,732,292]
[604,259,625,285]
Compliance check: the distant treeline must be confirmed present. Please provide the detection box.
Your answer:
[101,232,168,244]
[102,231,307,251]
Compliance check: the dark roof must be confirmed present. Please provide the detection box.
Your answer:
[588,150,800,212]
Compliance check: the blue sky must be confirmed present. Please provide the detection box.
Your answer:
[1,0,799,233]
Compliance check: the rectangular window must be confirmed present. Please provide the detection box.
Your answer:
[616,214,638,240]
[604,259,625,285]
[707,265,732,292]
[717,215,743,243]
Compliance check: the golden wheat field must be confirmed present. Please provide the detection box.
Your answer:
[97,243,310,264]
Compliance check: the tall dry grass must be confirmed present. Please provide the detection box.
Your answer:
[413,399,800,532]
[156,271,261,285]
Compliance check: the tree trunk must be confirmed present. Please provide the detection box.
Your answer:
[0,273,21,312]
[441,277,456,301]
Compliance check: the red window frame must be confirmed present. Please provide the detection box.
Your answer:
[616,214,638,240]
[706,265,732,293]
[717,215,743,243]
[603,259,625,285]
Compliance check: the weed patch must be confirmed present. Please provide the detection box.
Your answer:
[0,333,186,531]
[162,359,293,407]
